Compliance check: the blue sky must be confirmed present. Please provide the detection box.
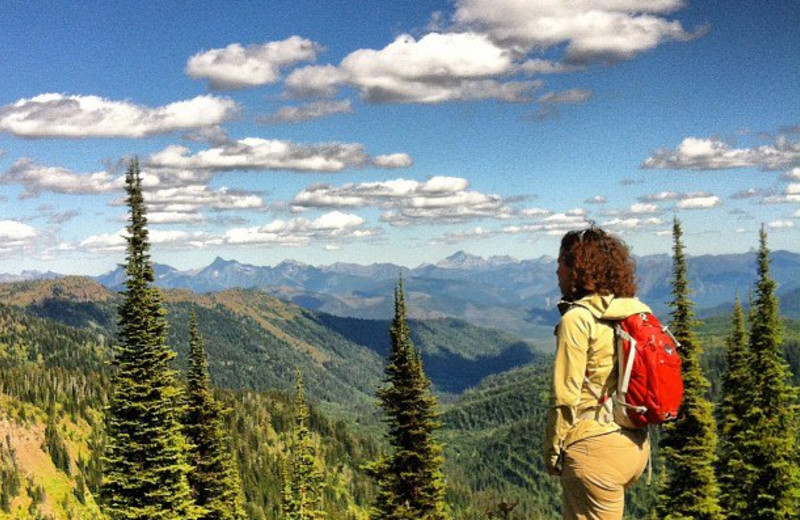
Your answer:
[0,0,798,275]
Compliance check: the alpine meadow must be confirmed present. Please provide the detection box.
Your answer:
[1,1,799,519]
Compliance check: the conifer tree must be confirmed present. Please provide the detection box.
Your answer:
[101,159,198,520]
[740,226,800,520]
[282,369,325,520]
[657,217,722,520]
[185,307,246,520]
[717,295,754,520]
[369,280,448,520]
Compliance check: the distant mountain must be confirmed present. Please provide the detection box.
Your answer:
[6,250,800,345]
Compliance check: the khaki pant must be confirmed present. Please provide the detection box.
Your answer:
[560,429,649,520]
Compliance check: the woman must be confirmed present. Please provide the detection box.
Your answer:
[544,227,650,520]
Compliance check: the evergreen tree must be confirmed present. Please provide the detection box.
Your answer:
[657,217,722,520]
[368,280,448,520]
[740,226,800,520]
[282,369,325,520]
[100,159,198,520]
[185,307,246,520]
[718,295,755,520]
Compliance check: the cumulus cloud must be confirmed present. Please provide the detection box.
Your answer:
[601,216,664,231]
[372,153,414,169]
[1,158,124,198]
[1,158,266,224]
[74,211,380,252]
[285,65,350,98]
[605,202,661,218]
[643,134,800,171]
[638,191,681,202]
[223,211,379,246]
[453,0,698,64]
[0,220,39,255]
[763,183,800,204]
[501,209,589,236]
[0,94,238,138]
[287,32,539,103]
[783,167,800,181]
[585,195,607,204]
[186,36,322,89]
[260,99,353,124]
[292,176,512,226]
[517,59,579,75]
[147,138,404,173]
[675,194,721,209]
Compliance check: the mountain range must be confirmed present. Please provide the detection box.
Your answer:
[7,249,800,346]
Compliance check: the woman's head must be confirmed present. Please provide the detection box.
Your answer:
[557,227,637,300]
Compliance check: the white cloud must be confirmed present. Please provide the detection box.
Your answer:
[287,33,539,103]
[186,36,322,89]
[638,191,681,202]
[77,229,212,253]
[261,99,353,124]
[0,94,238,138]
[630,202,659,214]
[453,0,697,64]
[520,207,553,217]
[0,220,39,255]
[1,158,124,198]
[585,195,607,204]
[675,195,721,209]
[292,176,512,226]
[783,167,800,181]
[643,134,800,171]
[222,211,378,246]
[517,59,578,75]
[285,65,349,98]
[763,182,800,204]
[602,216,664,230]
[794,209,800,218]
[1,158,265,224]
[372,153,414,169]
[147,139,401,173]
[768,220,795,229]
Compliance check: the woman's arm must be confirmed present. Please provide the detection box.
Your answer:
[543,307,591,474]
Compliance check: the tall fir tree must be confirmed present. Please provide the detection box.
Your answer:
[368,280,448,520]
[282,369,325,520]
[657,217,722,520]
[185,306,246,520]
[740,226,800,520]
[101,159,198,520]
[718,295,755,520]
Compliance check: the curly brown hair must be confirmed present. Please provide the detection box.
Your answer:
[558,227,637,300]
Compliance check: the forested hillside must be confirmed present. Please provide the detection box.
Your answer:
[1,276,798,519]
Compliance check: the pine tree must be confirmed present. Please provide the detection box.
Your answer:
[368,280,448,520]
[282,369,325,520]
[717,295,755,520]
[740,226,800,520]
[185,306,246,520]
[100,159,198,520]
[657,217,722,520]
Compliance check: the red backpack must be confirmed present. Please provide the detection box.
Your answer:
[583,311,684,429]
[606,312,684,429]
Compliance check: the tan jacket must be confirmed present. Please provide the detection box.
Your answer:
[543,294,651,469]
